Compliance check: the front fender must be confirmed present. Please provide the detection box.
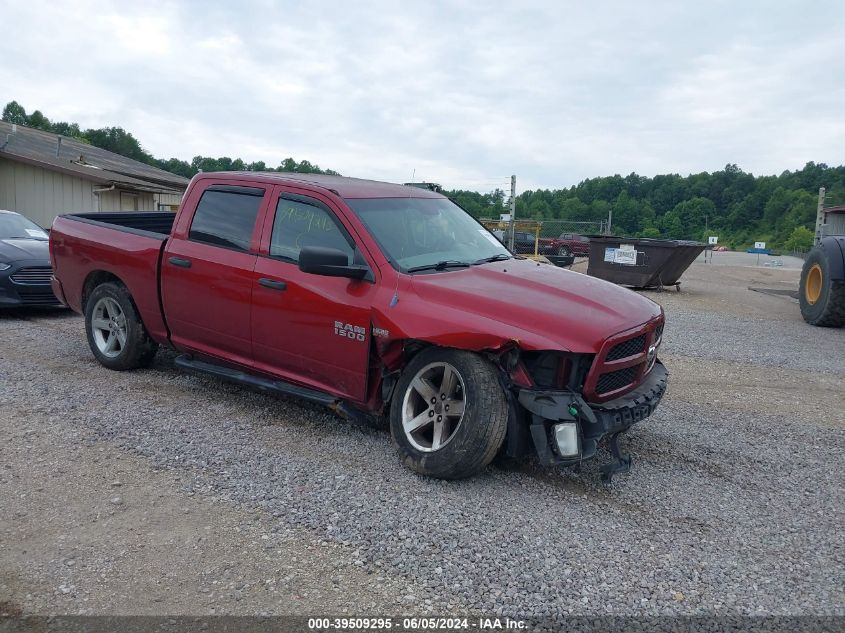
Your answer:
[817,236,845,280]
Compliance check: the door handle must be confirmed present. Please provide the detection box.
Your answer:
[168,256,192,268]
[258,277,287,291]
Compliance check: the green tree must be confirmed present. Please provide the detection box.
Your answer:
[527,198,551,220]
[27,110,53,131]
[51,121,82,137]
[660,211,683,238]
[783,226,814,252]
[558,197,589,221]
[611,191,641,235]
[637,201,657,232]
[82,127,152,164]
[669,197,716,239]
[1,100,28,124]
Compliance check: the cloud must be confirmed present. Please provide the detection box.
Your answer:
[1,0,843,192]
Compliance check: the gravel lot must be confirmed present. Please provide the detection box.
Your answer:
[1,260,843,621]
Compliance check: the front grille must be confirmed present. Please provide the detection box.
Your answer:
[10,266,53,285]
[606,334,646,361]
[596,364,641,394]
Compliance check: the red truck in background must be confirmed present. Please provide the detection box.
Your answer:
[49,172,667,480]
[541,233,592,257]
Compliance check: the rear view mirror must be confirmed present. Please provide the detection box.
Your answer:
[298,246,369,280]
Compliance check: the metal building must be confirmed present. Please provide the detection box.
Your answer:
[0,121,188,228]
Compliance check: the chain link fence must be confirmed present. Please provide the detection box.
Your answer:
[480,219,607,258]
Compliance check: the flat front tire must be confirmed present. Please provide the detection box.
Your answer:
[390,348,508,479]
[85,282,158,370]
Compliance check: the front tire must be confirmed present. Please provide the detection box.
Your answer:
[85,282,159,370]
[557,245,572,257]
[799,246,845,327]
[390,348,508,479]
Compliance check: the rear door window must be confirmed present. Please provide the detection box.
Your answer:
[189,187,264,251]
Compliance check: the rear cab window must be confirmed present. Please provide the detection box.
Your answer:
[188,185,265,252]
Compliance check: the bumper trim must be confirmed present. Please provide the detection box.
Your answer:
[516,361,668,466]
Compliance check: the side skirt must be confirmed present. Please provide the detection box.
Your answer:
[173,354,373,425]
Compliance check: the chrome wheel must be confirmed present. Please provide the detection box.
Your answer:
[90,297,127,358]
[401,361,466,452]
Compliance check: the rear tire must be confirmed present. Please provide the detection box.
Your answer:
[799,247,845,327]
[390,348,508,479]
[85,282,159,370]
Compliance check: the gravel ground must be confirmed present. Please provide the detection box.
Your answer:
[0,417,421,616]
[1,260,843,621]
[693,250,807,270]
[696,251,804,270]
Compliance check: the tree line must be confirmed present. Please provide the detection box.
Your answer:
[1,100,339,178]
[5,100,839,250]
[449,162,845,251]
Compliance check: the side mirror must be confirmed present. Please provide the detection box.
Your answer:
[298,246,369,280]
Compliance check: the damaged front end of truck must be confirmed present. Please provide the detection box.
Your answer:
[496,317,668,481]
[371,310,668,481]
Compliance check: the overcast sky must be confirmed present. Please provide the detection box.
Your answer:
[1,0,843,192]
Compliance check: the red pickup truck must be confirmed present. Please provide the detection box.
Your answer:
[50,172,667,480]
[542,233,592,257]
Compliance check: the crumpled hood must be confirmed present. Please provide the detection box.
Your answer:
[0,238,50,262]
[409,258,661,353]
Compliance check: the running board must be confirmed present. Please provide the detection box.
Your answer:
[174,353,338,406]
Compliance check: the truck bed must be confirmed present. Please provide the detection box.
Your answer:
[67,211,176,238]
[50,212,174,344]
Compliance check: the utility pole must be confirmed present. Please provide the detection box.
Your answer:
[814,187,826,246]
[606,208,613,235]
[508,175,516,251]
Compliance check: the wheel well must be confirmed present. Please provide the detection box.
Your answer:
[378,339,513,412]
[817,236,845,281]
[401,339,432,363]
[392,339,512,374]
[81,271,124,311]
[377,339,431,409]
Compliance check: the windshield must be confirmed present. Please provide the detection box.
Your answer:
[346,197,510,272]
[0,213,48,240]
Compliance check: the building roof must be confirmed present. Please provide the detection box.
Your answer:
[0,121,189,194]
[824,205,845,216]
[202,171,444,199]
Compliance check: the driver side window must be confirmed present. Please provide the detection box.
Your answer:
[270,195,354,263]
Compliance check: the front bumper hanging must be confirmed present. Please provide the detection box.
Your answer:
[516,361,669,479]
